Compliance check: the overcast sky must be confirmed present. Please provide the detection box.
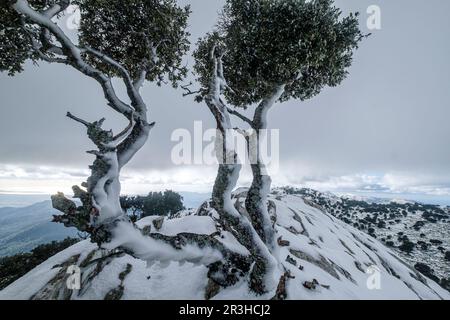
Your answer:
[1,0,449,203]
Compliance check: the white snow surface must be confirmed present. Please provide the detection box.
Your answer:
[1,192,449,300]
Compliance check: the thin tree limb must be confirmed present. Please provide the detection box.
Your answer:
[66,112,92,127]
[227,107,253,126]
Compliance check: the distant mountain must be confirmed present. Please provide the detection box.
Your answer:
[0,201,79,257]
[0,194,52,208]
[0,193,211,257]
[179,192,211,209]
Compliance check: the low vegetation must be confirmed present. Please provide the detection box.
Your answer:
[0,238,79,290]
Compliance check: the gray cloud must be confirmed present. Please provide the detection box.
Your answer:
[0,0,449,199]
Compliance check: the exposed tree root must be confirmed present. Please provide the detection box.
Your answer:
[271,271,294,300]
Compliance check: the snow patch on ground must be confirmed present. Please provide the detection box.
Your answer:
[1,192,449,300]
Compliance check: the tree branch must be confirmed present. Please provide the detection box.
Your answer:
[66,112,92,127]
[82,46,146,115]
[227,107,253,126]
[133,68,147,91]
[113,114,135,142]
[116,120,154,169]
[41,0,70,18]
[252,84,286,129]
[20,17,69,64]
[13,0,134,118]
[181,82,202,97]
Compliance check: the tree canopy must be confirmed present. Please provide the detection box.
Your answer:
[1,0,191,86]
[120,190,185,218]
[0,0,46,75]
[193,0,366,107]
[76,0,190,86]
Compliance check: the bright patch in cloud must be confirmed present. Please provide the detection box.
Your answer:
[1,164,449,202]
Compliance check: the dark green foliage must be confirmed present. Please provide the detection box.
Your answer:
[142,190,185,217]
[193,0,366,106]
[0,1,40,75]
[441,278,450,292]
[386,241,395,247]
[413,220,425,231]
[76,0,190,85]
[120,190,185,218]
[120,195,142,216]
[104,263,132,300]
[414,263,440,284]
[430,239,443,245]
[398,240,415,254]
[417,241,429,251]
[377,220,386,228]
[52,186,98,240]
[0,238,79,290]
[0,1,71,75]
[1,0,191,86]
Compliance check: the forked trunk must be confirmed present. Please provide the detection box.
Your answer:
[205,98,278,294]
[245,85,286,247]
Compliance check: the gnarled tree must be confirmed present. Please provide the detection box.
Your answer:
[191,35,278,294]
[0,0,257,298]
[190,0,366,293]
[1,0,191,242]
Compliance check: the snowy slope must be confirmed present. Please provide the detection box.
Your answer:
[293,188,450,281]
[1,192,448,300]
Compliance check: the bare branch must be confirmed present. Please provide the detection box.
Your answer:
[86,150,103,157]
[34,49,69,64]
[133,68,147,91]
[113,114,135,142]
[181,82,202,97]
[252,84,286,129]
[117,120,155,169]
[82,46,146,114]
[20,17,69,64]
[227,107,253,126]
[13,0,134,118]
[66,112,92,127]
[233,127,251,139]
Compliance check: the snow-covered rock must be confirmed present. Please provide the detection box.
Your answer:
[1,192,448,300]
[290,187,450,281]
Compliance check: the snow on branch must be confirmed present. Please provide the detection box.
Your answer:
[12,0,135,118]
[66,111,95,127]
[252,84,286,129]
[227,107,253,126]
[41,0,70,18]
[82,46,146,115]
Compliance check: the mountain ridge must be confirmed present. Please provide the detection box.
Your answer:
[1,190,448,300]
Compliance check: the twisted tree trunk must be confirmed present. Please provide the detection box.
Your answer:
[52,113,153,243]
[11,0,152,240]
[13,0,282,297]
[203,49,279,294]
[245,85,285,248]
[13,0,253,297]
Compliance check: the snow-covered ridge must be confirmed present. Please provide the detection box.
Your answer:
[0,192,448,300]
[289,187,449,283]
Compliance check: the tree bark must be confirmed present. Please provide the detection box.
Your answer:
[12,0,153,240]
[202,49,279,294]
[245,85,286,247]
